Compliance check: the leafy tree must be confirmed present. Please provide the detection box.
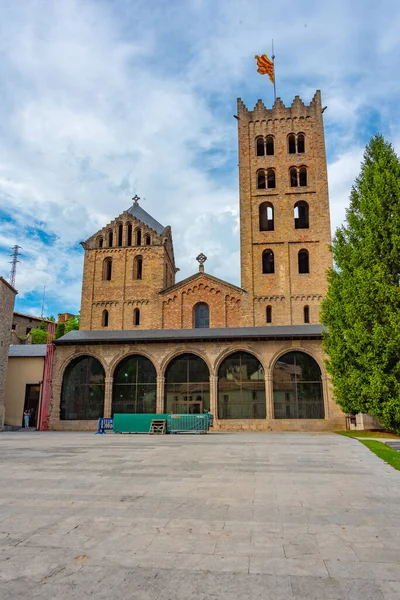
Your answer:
[321,135,400,431]
[65,313,80,334]
[31,328,48,344]
[46,315,56,322]
[55,322,65,339]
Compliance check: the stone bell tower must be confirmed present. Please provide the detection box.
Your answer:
[237,90,332,326]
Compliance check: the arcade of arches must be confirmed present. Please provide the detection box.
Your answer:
[54,341,339,429]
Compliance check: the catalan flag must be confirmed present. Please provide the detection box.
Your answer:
[255,54,275,84]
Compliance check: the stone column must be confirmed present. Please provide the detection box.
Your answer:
[265,374,274,419]
[104,377,113,418]
[209,374,218,417]
[48,380,62,428]
[157,376,165,413]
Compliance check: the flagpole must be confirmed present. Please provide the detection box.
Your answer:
[271,39,276,102]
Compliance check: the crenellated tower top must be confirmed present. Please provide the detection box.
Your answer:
[237,90,323,122]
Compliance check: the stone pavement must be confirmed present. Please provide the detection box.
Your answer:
[0,431,400,599]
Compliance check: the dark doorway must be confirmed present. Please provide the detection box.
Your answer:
[23,384,41,428]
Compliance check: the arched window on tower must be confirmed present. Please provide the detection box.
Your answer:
[256,136,265,156]
[298,249,309,274]
[133,256,143,280]
[266,135,274,156]
[290,167,298,187]
[102,309,109,327]
[133,308,140,326]
[266,305,272,323]
[108,230,113,247]
[145,234,151,246]
[262,249,275,274]
[257,170,266,189]
[103,257,112,281]
[299,166,307,186]
[294,201,309,229]
[288,134,296,154]
[194,303,210,328]
[259,202,274,231]
[97,236,104,249]
[127,223,132,246]
[135,229,142,246]
[267,168,276,189]
[304,305,310,323]
[297,133,305,153]
[117,223,123,247]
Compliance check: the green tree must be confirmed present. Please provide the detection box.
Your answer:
[321,135,400,431]
[55,322,65,339]
[64,313,80,334]
[31,328,48,344]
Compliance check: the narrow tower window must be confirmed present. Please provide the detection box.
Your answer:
[133,308,140,326]
[256,137,265,156]
[257,170,266,189]
[262,249,275,274]
[294,201,309,229]
[117,223,123,247]
[288,134,296,154]
[108,230,113,247]
[133,256,143,280]
[259,202,274,231]
[266,136,274,156]
[135,229,142,246]
[299,166,307,186]
[298,249,309,274]
[103,257,112,281]
[304,305,310,323]
[127,223,132,246]
[297,133,305,153]
[145,234,151,246]
[267,168,276,189]
[266,305,272,323]
[97,237,103,249]
[290,167,298,187]
[102,309,109,327]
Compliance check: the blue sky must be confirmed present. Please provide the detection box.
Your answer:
[0,0,399,317]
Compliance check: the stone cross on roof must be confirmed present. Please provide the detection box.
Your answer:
[132,194,140,206]
[196,253,207,273]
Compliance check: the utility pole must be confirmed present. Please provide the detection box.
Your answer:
[9,245,22,288]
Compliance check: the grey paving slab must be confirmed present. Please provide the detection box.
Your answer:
[1,431,400,598]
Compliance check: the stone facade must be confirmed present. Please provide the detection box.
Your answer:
[50,336,345,431]
[49,89,345,431]
[0,277,17,430]
[238,91,332,326]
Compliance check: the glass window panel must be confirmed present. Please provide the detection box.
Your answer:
[61,356,105,420]
[112,355,157,414]
[218,352,266,419]
[164,354,210,414]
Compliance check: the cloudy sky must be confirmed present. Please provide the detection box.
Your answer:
[0,0,399,317]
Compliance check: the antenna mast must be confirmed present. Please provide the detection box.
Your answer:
[9,245,22,288]
[40,286,46,319]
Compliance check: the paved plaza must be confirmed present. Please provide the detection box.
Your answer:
[1,431,400,599]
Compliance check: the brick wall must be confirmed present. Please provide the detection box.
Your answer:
[0,278,17,430]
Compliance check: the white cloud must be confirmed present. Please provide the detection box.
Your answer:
[0,0,399,314]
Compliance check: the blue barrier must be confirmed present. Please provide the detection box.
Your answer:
[96,418,113,434]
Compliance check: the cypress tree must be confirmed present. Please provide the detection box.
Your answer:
[321,135,400,431]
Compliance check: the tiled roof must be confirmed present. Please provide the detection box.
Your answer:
[55,324,325,345]
[127,203,165,234]
[8,344,47,357]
